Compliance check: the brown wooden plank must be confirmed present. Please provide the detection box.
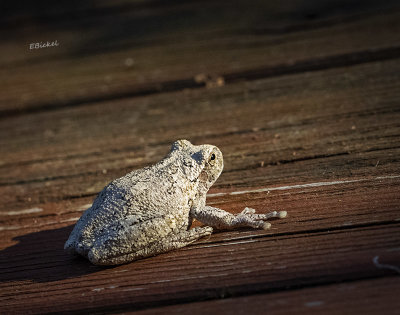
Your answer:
[1,2,400,114]
[1,175,399,289]
[133,277,400,315]
[2,55,399,166]
[1,169,399,244]
[0,58,399,212]
[1,3,399,313]
[1,222,399,313]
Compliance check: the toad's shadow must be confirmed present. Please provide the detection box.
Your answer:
[0,225,114,283]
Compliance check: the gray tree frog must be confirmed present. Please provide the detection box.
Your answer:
[64,139,287,265]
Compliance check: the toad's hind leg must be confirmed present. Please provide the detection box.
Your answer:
[88,220,213,265]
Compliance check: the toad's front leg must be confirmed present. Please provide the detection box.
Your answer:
[191,206,287,230]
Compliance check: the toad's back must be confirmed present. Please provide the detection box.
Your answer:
[64,159,194,256]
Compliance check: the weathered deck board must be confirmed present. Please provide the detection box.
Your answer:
[1,223,399,313]
[134,277,400,315]
[1,1,400,314]
[1,2,400,114]
[0,58,399,212]
[1,174,399,246]
[2,57,400,164]
[1,175,399,312]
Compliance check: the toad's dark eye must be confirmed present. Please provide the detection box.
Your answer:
[210,153,216,160]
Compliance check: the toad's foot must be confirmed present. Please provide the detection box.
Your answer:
[234,207,287,229]
[191,206,287,230]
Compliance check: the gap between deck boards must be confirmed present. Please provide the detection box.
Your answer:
[1,222,399,313]
[1,174,398,229]
[1,45,400,118]
[1,142,399,188]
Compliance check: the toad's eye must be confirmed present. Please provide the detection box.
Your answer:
[210,153,216,160]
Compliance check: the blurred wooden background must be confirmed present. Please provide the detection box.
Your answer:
[1,0,399,313]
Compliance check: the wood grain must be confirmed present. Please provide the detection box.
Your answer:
[1,2,400,114]
[0,1,399,313]
[134,277,400,315]
[1,222,399,313]
[1,59,399,213]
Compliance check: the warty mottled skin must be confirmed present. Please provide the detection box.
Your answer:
[65,139,287,265]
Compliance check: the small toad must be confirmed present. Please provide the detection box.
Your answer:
[65,140,286,265]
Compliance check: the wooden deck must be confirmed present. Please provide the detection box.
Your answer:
[1,1,400,313]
